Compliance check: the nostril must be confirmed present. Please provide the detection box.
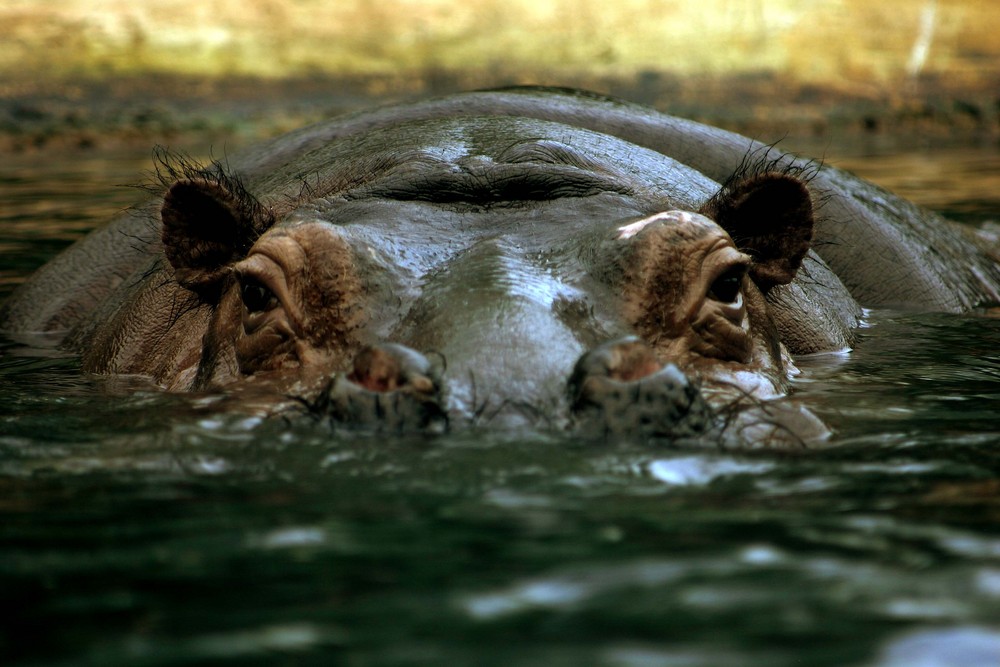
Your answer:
[570,337,657,410]
[610,339,662,382]
[348,346,404,392]
[568,336,662,392]
[321,343,448,434]
[347,343,441,396]
[569,343,713,441]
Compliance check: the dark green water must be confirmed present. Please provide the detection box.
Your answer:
[2,143,1000,666]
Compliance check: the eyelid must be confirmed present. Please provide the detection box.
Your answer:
[235,253,275,282]
[234,255,284,303]
[707,247,750,281]
[235,267,275,293]
[233,253,306,336]
[702,246,749,302]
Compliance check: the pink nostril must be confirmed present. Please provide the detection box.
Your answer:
[319,343,448,433]
[346,343,441,396]
[567,337,712,440]
[607,339,663,382]
[348,346,404,392]
[569,336,663,390]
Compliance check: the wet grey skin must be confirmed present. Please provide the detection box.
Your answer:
[2,88,998,446]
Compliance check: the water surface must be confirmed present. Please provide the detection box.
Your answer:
[2,141,999,666]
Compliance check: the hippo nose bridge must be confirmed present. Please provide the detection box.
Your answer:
[391,242,590,424]
[435,281,587,425]
[318,236,715,433]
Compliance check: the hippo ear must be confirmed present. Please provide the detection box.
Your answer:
[161,178,269,292]
[700,172,813,290]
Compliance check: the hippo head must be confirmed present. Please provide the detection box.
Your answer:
[156,134,820,445]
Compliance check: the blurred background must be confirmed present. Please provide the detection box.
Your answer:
[1,0,999,151]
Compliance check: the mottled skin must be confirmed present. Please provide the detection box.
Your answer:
[3,88,998,445]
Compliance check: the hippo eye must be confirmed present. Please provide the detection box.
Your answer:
[240,278,278,313]
[708,265,746,303]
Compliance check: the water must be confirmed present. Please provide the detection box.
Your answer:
[2,141,1000,666]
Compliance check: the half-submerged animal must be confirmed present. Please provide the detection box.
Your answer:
[3,88,998,446]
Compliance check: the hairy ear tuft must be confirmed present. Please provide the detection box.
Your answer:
[161,178,270,292]
[700,173,814,290]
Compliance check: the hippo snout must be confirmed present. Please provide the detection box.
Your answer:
[310,344,449,434]
[568,337,714,441]
[303,337,713,440]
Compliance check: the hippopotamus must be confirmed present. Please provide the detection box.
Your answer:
[3,87,999,446]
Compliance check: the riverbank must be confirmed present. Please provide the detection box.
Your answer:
[2,70,999,155]
[5,0,1000,154]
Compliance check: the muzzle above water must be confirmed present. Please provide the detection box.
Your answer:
[309,338,713,441]
[568,337,714,441]
[311,343,449,434]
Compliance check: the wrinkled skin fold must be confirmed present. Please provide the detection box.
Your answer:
[2,87,998,447]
